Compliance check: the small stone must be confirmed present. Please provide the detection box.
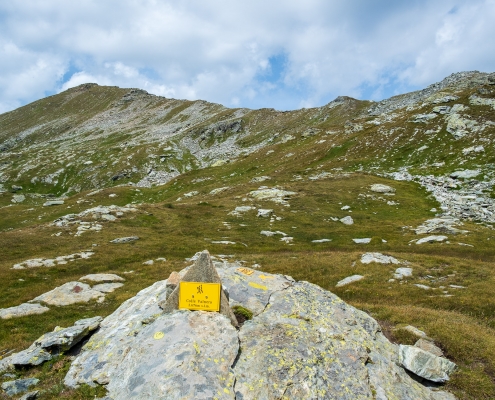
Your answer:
[143,260,154,265]
[257,209,273,218]
[403,325,427,338]
[449,284,466,289]
[450,169,480,179]
[11,194,25,203]
[312,239,332,243]
[416,235,448,244]
[110,236,139,244]
[0,303,49,319]
[353,238,371,244]
[414,284,431,290]
[361,252,400,264]
[80,274,125,283]
[1,378,39,396]
[336,275,364,287]
[399,345,456,382]
[101,214,117,221]
[370,184,395,193]
[19,390,39,400]
[340,216,354,225]
[29,282,105,306]
[43,200,65,206]
[415,338,444,357]
[93,283,124,293]
[394,268,413,279]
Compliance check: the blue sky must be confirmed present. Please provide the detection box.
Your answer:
[0,0,494,113]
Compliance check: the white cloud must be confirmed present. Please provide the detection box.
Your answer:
[0,0,494,113]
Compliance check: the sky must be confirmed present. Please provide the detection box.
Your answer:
[0,0,494,113]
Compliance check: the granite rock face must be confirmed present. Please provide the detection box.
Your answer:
[65,260,456,399]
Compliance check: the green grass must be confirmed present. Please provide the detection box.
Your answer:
[1,80,495,398]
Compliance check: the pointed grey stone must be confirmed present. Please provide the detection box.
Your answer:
[159,250,238,327]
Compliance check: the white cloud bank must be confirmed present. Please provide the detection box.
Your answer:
[0,0,494,113]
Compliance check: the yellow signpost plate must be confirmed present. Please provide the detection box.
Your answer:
[179,282,221,312]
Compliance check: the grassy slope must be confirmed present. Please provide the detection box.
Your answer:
[0,81,495,398]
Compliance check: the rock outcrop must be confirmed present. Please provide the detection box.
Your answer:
[64,254,456,399]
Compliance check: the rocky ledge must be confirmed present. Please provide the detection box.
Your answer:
[61,251,456,399]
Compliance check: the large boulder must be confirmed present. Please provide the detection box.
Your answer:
[65,262,456,399]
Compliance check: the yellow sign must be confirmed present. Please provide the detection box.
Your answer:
[179,282,221,312]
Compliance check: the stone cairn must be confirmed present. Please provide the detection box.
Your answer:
[159,250,239,326]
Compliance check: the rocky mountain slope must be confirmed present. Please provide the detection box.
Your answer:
[1,71,495,399]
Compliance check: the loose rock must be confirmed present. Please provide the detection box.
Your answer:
[93,283,124,293]
[80,274,124,283]
[29,282,105,306]
[399,345,457,382]
[336,275,364,287]
[43,200,64,206]
[1,378,39,397]
[340,216,354,225]
[370,184,396,193]
[256,209,273,218]
[415,338,444,357]
[353,238,371,244]
[416,235,448,244]
[0,303,49,320]
[361,252,400,264]
[110,236,139,243]
[394,267,413,279]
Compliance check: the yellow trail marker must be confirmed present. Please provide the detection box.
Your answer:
[179,282,221,312]
[258,274,274,280]
[237,267,254,276]
[153,331,164,340]
[249,282,268,291]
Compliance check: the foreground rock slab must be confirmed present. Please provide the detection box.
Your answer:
[66,261,456,399]
[0,303,49,319]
